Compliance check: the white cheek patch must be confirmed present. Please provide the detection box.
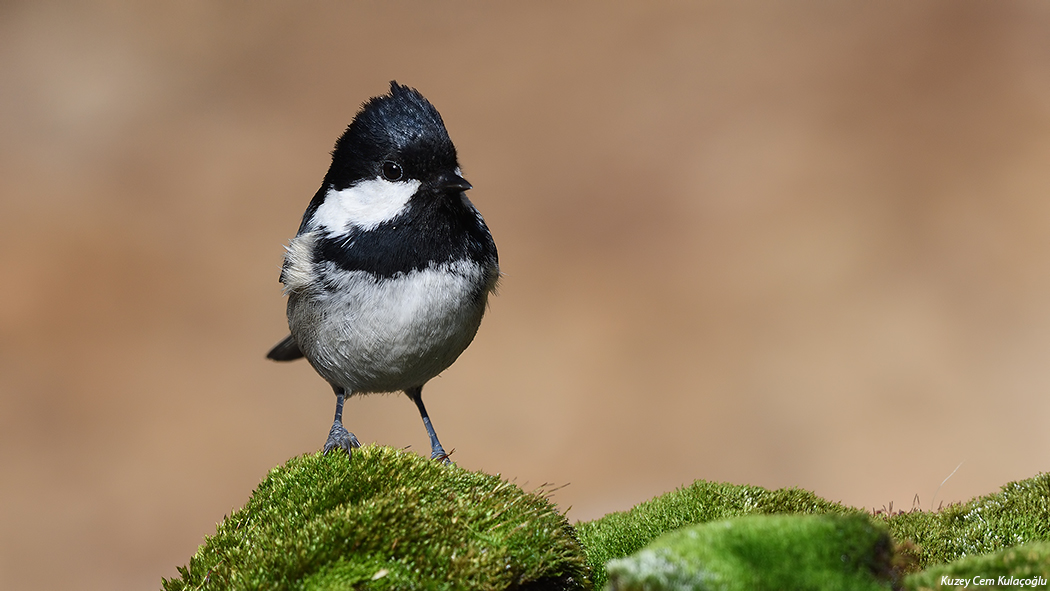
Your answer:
[312,177,421,232]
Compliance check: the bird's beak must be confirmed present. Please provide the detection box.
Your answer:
[436,172,472,193]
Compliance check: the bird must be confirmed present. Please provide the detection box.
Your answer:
[266,81,499,462]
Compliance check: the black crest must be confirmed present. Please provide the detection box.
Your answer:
[325,81,458,191]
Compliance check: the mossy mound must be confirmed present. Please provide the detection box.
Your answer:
[574,480,855,589]
[164,451,1050,590]
[577,474,1050,589]
[903,541,1050,590]
[162,446,590,591]
[883,473,1050,570]
[604,513,896,591]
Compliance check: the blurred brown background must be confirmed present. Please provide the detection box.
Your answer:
[2,1,1050,589]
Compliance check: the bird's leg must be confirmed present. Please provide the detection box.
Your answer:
[323,386,361,456]
[406,386,450,464]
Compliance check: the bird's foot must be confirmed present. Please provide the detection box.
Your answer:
[431,447,454,465]
[323,422,361,456]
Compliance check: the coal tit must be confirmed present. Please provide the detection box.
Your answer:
[267,82,499,462]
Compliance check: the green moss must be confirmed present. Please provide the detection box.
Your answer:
[605,513,896,591]
[573,480,856,589]
[882,474,1050,570]
[162,445,590,591]
[164,449,1050,590]
[904,542,1050,590]
[576,474,1050,589]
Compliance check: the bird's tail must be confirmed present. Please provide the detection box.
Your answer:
[266,335,304,361]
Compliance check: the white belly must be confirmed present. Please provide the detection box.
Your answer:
[287,259,491,393]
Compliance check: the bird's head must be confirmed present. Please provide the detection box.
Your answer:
[305,82,471,234]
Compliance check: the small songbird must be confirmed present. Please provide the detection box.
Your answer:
[267,81,499,461]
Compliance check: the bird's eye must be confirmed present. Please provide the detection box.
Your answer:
[382,161,403,181]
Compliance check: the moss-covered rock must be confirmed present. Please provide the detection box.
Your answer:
[162,446,591,591]
[574,480,855,589]
[883,474,1050,570]
[573,474,1050,588]
[604,513,896,591]
[164,450,1050,591]
[904,541,1050,590]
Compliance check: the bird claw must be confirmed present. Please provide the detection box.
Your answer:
[431,447,454,465]
[323,422,361,456]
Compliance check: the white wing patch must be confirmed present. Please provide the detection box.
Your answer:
[311,177,421,232]
[281,230,318,294]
